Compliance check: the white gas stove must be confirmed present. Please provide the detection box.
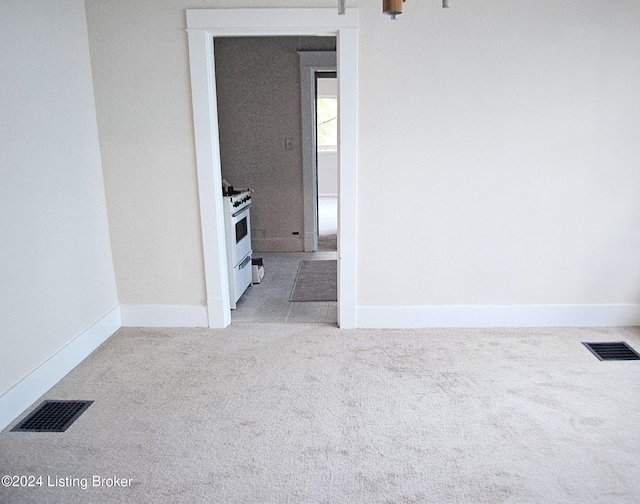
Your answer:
[222,189,252,308]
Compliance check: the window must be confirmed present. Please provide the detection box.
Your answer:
[316,97,337,151]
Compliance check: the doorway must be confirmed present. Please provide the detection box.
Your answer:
[316,73,338,252]
[213,37,338,323]
[298,51,337,253]
[186,8,358,328]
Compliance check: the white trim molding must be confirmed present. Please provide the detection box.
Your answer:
[187,27,231,329]
[357,304,640,329]
[120,304,208,328]
[0,306,121,431]
[298,51,337,252]
[186,8,358,329]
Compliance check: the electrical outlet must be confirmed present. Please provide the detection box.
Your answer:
[285,138,294,150]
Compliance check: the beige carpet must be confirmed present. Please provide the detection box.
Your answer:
[1,324,640,503]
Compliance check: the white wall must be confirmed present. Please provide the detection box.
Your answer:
[85,0,209,305]
[84,0,640,326]
[84,0,339,305]
[0,0,118,423]
[317,77,337,98]
[318,151,338,195]
[358,0,640,312]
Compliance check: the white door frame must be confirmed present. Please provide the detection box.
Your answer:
[298,51,337,252]
[186,8,358,328]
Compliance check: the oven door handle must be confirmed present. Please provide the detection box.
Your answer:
[231,205,251,218]
[238,255,251,269]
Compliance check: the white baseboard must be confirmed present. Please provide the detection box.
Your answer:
[120,304,208,327]
[0,306,121,431]
[357,303,640,329]
[339,297,357,329]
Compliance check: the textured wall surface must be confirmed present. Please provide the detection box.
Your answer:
[214,36,336,252]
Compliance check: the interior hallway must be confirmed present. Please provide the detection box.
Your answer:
[232,195,338,324]
[232,250,337,324]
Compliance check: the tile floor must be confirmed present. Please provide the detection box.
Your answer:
[231,247,338,324]
[233,197,338,324]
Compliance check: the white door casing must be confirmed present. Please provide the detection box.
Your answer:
[298,51,337,253]
[186,8,358,328]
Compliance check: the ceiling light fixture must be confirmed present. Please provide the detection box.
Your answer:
[339,0,450,18]
[381,0,450,20]
[383,0,405,19]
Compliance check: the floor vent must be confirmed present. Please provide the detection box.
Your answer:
[582,342,640,361]
[11,400,93,432]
